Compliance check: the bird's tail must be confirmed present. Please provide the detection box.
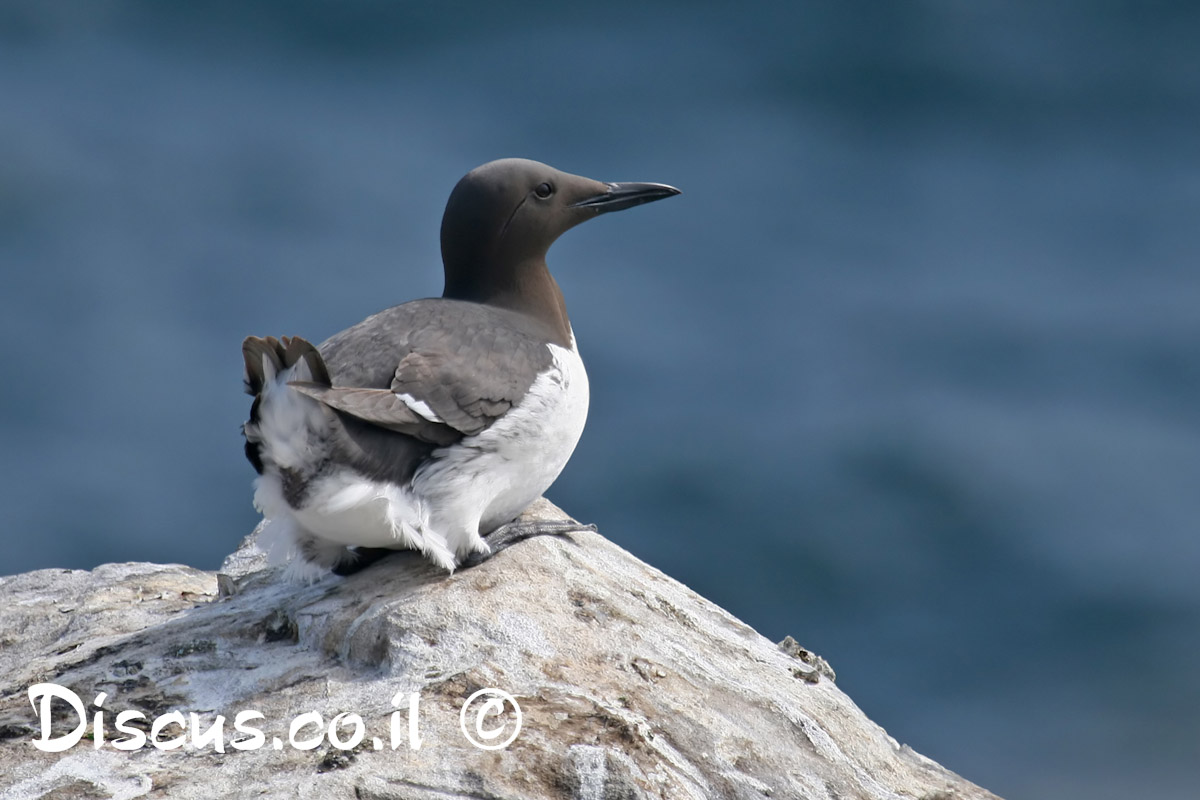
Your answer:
[242,336,331,475]
[242,335,331,396]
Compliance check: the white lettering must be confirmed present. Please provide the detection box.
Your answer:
[189,713,226,753]
[475,697,506,741]
[390,691,422,751]
[150,711,187,750]
[92,691,107,749]
[328,713,364,750]
[289,711,324,751]
[29,684,87,753]
[231,710,266,751]
[111,709,147,751]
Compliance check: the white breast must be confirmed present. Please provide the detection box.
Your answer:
[413,336,590,557]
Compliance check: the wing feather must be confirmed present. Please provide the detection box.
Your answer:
[286,382,462,446]
[284,299,558,441]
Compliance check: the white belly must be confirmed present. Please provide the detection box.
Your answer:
[415,339,590,546]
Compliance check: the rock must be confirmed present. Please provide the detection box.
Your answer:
[0,499,1000,799]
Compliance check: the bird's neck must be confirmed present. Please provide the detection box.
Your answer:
[443,257,573,348]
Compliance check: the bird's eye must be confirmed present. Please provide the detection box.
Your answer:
[534,182,554,199]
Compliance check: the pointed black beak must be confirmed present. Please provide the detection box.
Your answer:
[570,181,681,213]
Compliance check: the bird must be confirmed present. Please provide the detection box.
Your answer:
[241,158,679,578]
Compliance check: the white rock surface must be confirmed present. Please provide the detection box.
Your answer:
[0,499,1000,799]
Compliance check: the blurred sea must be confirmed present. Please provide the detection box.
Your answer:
[2,2,1198,797]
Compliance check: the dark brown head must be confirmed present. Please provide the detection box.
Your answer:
[439,158,679,326]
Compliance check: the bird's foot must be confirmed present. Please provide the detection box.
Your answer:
[331,519,598,574]
[331,546,396,576]
[462,519,598,568]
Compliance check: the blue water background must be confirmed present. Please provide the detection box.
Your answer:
[2,2,1198,796]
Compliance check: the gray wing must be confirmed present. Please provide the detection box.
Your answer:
[294,299,555,442]
[286,382,462,445]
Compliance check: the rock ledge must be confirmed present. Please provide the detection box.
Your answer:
[0,499,999,799]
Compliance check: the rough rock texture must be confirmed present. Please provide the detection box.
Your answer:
[0,499,1000,799]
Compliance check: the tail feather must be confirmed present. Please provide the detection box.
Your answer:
[243,335,331,477]
[242,335,331,395]
[280,336,331,387]
[242,336,286,396]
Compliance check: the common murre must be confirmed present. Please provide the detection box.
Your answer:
[242,158,679,577]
